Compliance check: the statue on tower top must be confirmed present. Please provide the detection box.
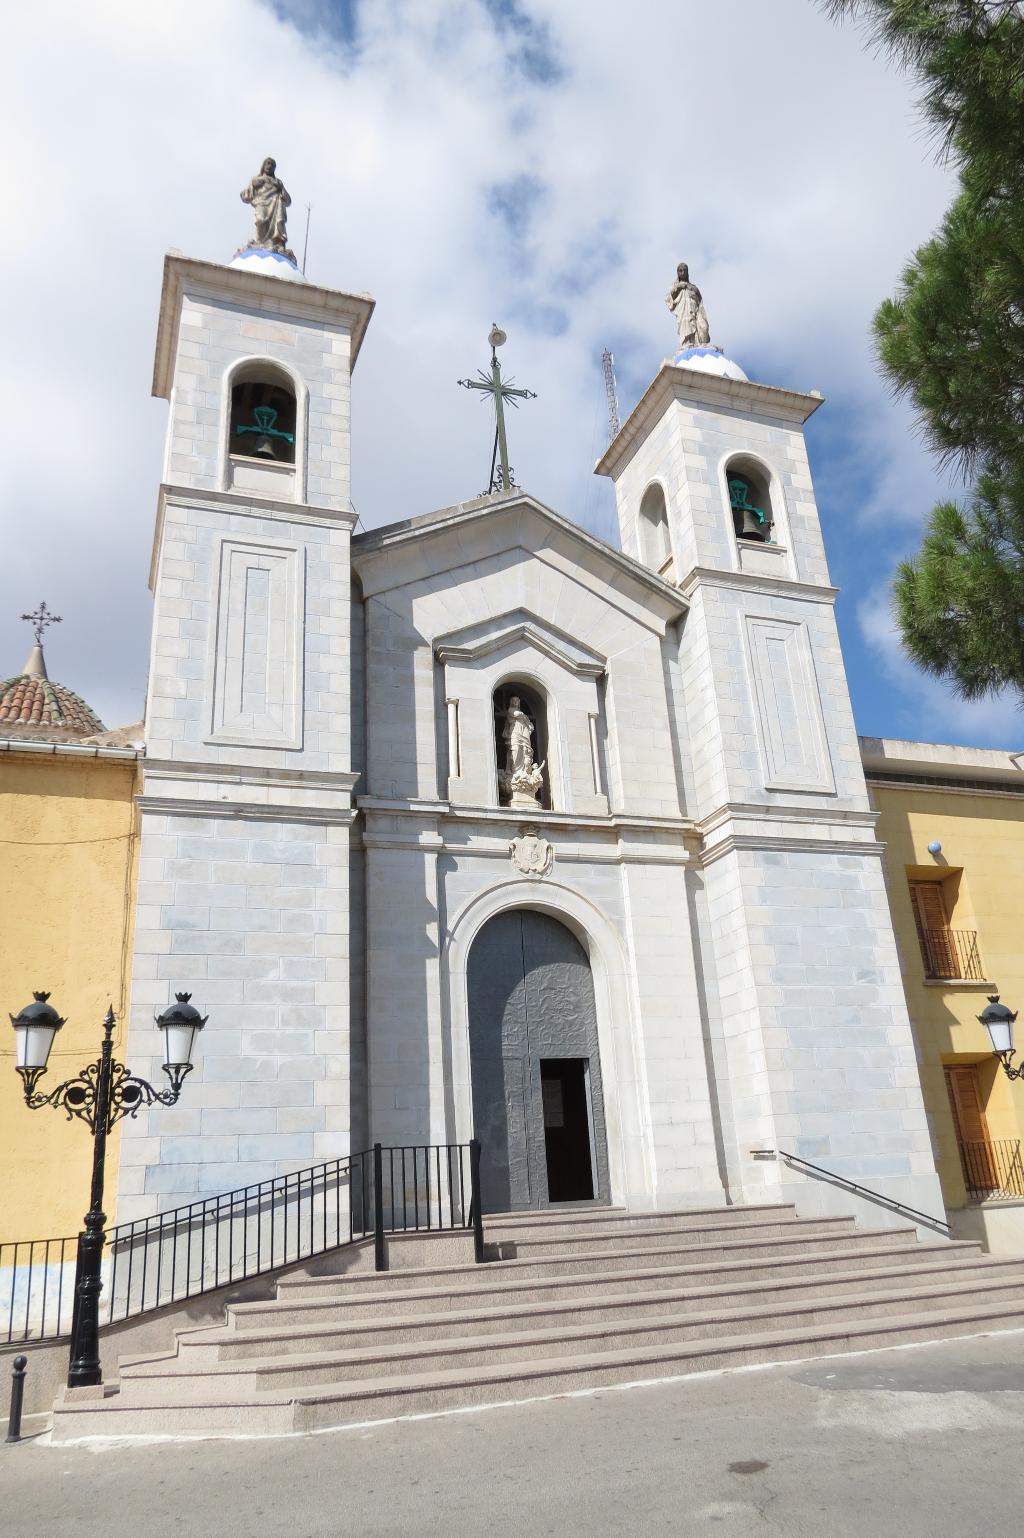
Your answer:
[667,262,712,351]
[240,158,295,261]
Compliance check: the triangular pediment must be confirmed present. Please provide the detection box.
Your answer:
[351,490,687,632]
[434,608,606,677]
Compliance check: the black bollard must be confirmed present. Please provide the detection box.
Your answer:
[4,1357,27,1444]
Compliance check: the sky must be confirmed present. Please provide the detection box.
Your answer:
[2,0,1019,748]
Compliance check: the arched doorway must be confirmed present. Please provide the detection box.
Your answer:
[467,909,610,1212]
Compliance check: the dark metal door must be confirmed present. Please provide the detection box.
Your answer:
[467,910,609,1212]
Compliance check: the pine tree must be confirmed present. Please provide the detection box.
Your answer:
[823,1,1024,701]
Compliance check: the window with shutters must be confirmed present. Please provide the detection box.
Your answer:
[944,1065,999,1196]
[908,877,984,981]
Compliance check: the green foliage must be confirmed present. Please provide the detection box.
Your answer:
[894,464,1024,696]
[822,0,1024,703]
[874,185,1024,474]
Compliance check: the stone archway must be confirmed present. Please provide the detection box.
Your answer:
[467,908,610,1212]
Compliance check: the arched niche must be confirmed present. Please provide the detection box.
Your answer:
[638,482,673,574]
[492,679,550,810]
[725,456,775,544]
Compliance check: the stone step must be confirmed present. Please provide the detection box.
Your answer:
[52,1298,1024,1441]
[486,1214,854,1260]
[176,1254,1024,1362]
[481,1202,793,1238]
[274,1223,919,1301]
[227,1238,981,1330]
[118,1274,1024,1395]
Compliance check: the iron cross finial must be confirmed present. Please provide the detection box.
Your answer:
[458,323,537,494]
[20,601,62,646]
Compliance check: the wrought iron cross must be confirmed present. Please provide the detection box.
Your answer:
[21,601,62,646]
[458,324,537,493]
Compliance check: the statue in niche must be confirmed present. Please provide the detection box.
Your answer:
[498,696,545,809]
[240,158,295,259]
[667,261,712,350]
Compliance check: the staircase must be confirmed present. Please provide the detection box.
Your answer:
[51,1203,1024,1441]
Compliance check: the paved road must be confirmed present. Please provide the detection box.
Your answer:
[3,1332,1024,1537]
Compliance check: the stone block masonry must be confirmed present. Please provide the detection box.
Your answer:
[117,811,351,1222]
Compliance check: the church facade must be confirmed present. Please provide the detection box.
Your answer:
[111,234,946,1232]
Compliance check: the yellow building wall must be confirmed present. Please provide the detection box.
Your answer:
[0,752,138,1243]
[872,784,1024,1210]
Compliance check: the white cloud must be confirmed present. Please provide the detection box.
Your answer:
[1,0,957,729]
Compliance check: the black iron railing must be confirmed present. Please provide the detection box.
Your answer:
[772,1148,951,1236]
[918,927,985,981]
[1,1141,483,1346]
[959,1138,1024,1202]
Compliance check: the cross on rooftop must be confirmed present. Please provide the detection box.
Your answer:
[458,324,537,493]
[20,601,62,646]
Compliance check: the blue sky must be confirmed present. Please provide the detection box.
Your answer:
[3,0,1018,748]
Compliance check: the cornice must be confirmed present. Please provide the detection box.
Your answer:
[594,363,824,481]
[357,797,697,839]
[143,758,359,794]
[678,566,839,605]
[136,795,357,826]
[696,801,880,836]
[434,611,606,677]
[698,831,886,868]
[150,484,357,591]
[152,253,375,399]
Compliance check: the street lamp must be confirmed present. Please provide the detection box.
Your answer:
[8,991,206,1389]
[978,995,1021,1081]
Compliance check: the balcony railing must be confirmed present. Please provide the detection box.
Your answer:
[918,926,985,981]
[958,1138,1024,1202]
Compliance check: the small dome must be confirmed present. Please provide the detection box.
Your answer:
[0,642,105,741]
[229,248,306,283]
[672,345,748,382]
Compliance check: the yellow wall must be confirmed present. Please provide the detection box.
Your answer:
[872,783,1024,1210]
[0,752,138,1242]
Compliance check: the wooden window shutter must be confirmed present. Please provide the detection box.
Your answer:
[945,1065,998,1191]
[944,1066,990,1146]
[909,880,956,976]
[909,880,948,938]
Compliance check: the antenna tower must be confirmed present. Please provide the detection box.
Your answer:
[601,348,620,443]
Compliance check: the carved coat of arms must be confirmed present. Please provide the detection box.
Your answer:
[509,827,553,877]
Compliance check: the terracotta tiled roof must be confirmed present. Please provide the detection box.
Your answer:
[0,672,105,738]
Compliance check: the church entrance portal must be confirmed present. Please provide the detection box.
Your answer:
[466,910,610,1212]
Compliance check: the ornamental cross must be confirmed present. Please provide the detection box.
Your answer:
[20,601,62,646]
[458,324,537,493]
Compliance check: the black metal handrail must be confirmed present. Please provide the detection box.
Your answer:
[1,1140,483,1347]
[773,1149,951,1236]
[918,927,985,982]
[958,1138,1024,1202]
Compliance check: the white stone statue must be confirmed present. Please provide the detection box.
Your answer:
[667,261,711,350]
[499,696,545,809]
[240,158,294,259]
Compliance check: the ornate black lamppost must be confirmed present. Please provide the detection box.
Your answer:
[8,991,206,1388]
[978,995,1021,1080]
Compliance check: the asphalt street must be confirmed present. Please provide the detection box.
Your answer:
[3,1331,1024,1537]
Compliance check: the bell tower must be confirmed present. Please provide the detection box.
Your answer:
[596,271,945,1227]
[116,164,374,1221]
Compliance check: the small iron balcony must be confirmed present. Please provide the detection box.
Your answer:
[918,927,985,981]
[958,1138,1024,1202]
